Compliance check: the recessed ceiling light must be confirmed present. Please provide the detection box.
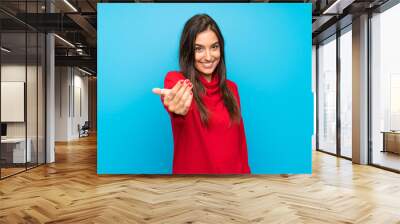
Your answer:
[1,47,11,53]
[322,0,354,15]
[63,0,78,12]
[54,34,75,48]
[78,67,93,76]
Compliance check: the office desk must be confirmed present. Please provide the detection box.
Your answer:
[1,138,32,163]
[381,131,400,154]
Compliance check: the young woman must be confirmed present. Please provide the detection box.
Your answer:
[153,14,250,174]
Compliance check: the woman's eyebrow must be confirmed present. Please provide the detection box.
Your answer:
[195,42,219,47]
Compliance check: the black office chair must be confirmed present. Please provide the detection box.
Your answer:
[78,121,90,138]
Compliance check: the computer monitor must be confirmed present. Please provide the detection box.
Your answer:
[1,123,7,137]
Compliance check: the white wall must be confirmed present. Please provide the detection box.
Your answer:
[1,65,41,138]
[1,64,46,164]
[55,67,89,141]
[1,82,25,122]
[1,65,26,133]
[55,66,69,141]
[72,73,89,138]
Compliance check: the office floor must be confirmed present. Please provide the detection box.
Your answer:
[0,167,25,177]
[0,162,41,178]
[0,135,400,223]
[372,150,400,171]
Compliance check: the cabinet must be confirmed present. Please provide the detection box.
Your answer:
[382,131,400,154]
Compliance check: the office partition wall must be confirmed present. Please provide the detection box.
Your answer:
[0,1,47,179]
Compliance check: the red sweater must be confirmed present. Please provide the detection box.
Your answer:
[163,71,251,174]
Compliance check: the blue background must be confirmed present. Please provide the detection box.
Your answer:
[98,3,313,174]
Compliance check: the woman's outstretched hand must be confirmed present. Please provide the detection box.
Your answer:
[152,79,193,116]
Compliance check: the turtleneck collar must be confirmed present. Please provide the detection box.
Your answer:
[198,73,220,97]
[199,73,219,89]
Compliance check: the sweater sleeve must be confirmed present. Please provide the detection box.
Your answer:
[164,71,184,89]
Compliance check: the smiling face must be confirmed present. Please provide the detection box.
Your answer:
[194,28,221,80]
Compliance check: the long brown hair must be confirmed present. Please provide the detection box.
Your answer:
[179,14,240,126]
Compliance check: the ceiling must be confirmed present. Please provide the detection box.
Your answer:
[0,0,393,75]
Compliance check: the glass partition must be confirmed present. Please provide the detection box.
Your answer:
[1,30,28,177]
[0,1,46,179]
[27,30,38,169]
[317,35,337,155]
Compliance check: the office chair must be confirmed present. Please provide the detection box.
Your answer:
[79,121,90,138]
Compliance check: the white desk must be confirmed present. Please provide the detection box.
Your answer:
[1,138,31,163]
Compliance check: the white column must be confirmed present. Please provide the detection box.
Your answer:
[45,1,55,163]
[352,14,369,164]
[46,33,55,163]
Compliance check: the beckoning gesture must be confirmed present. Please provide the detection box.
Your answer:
[152,79,193,116]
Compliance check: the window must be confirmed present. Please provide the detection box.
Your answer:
[339,27,352,158]
[371,2,400,171]
[317,35,337,154]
